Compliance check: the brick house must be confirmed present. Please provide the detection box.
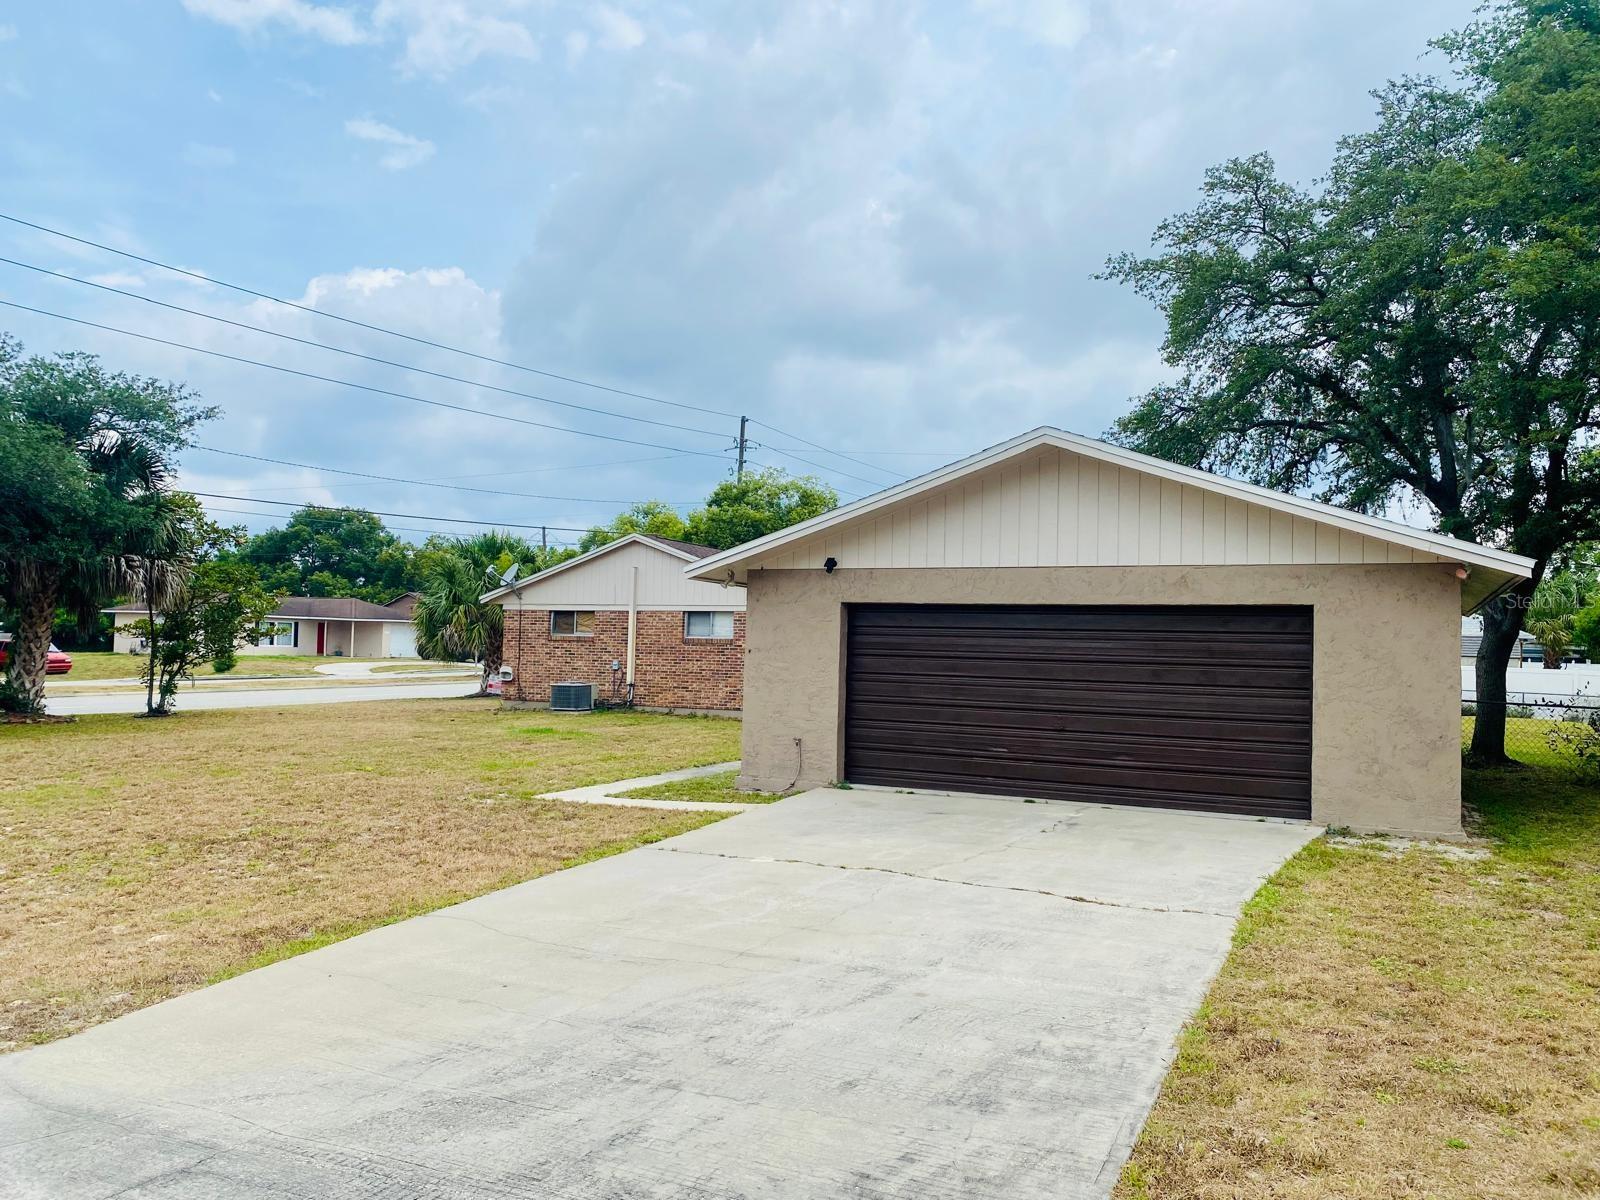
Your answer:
[484,534,745,712]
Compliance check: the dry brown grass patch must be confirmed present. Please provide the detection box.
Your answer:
[0,700,740,1050]
[1117,789,1600,1200]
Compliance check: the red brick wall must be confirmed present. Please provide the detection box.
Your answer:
[502,608,744,711]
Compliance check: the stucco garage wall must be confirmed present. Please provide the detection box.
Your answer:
[740,563,1463,837]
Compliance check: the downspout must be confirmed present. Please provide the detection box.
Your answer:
[626,564,638,706]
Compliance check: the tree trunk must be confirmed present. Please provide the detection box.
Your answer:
[481,627,504,696]
[1542,645,1561,669]
[145,562,158,716]
[5,568,61,713]
[1468,589,1529,765]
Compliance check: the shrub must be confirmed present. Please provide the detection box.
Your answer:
[1548,707,1600,780]
[0,674,43,715]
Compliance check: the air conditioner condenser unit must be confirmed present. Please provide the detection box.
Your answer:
[550,681,595,712]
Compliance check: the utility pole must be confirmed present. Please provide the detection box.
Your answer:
[736,415,748,481]
[540,526,547,553]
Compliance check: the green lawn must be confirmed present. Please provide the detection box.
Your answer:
[0,702,741,1051]
[1118,731,1600,1199]
[615,768,790,804]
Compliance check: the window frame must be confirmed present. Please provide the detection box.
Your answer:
[258,620,296,648]
[550,610,596,638]
[684,610,735,641]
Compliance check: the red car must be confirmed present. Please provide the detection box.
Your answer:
[0,634,74,675]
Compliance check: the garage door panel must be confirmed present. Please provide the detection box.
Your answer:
[849,657,1312,693]
[848,705,1312,746]
[846,681,1312,724]
[850,746,1311,803]
[844,604,1313,820]
[852,606,1314,636]
[848,632,1313,667]
[845,765,1304,817]
[847,722,1312,776]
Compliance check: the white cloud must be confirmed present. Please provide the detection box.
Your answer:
[183,142,237,168]
[344,117,435,170]
[0,23,17,42]
[371,0,538,76]
[182,0,539,75]
[973,0,1091,48]
[86,272,148,289]
[591,5,644,52]
[180,0,369,46]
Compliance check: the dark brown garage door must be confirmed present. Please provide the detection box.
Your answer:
[844,605,1312,819]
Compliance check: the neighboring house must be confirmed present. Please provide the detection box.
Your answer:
[685,426,1534,839]
[1461,615,1581,667]
[382,591,421,620]
[484,534,744,712]
[1460,615,1539,663]
[105,595,421,659]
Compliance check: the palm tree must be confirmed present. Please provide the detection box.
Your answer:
[1,345,210,713]
[1526,574,1584,669]
[412,555,505,694]
[4,434,187,711]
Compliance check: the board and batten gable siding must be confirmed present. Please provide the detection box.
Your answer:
[500,538,744,612]
[743,446,1451,573]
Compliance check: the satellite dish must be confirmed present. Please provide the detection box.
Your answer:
[499,562,521,585]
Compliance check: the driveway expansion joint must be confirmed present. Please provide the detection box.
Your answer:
[654,845,1237,919]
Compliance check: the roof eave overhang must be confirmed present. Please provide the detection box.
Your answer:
[684,427,1537,589]
[481,533,698,605]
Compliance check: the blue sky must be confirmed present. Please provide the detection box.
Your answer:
[0,1,1478,545]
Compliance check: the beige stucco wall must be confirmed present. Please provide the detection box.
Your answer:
[739,562,1463,838]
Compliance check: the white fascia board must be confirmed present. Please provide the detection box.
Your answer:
[684,426,1535,581]
[481,534,698,605]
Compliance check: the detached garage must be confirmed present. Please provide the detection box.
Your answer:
[685,428,1533,837]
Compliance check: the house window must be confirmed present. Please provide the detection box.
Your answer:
[685,611,735,640]
[550,610,596,637]
[259,621,296,647]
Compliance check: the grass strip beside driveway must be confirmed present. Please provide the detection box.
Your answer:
[615,768,789,804]
[0,701,741,1051]
[1117,741,1600,1198]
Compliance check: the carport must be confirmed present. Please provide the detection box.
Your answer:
[685,427,1533,837]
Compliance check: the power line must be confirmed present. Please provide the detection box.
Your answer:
[0,212,922,485]
[188,445,697,507]
[240,451,697,494]
[0,256,731,440]
[189,492,595,533]
[0,299,738,459]
[742,440,893,490]
[748,417,908,484]
[202,504,584,545]
[0,211,739,420]
[766,446,966,457]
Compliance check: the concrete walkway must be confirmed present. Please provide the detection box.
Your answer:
[540,761,751,810]
[0,788,1318,1200]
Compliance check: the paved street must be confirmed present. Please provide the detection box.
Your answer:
[44,679,479,715]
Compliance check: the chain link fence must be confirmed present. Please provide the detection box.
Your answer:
[1462,690,1600,775]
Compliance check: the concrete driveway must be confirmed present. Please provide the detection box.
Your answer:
[0,788,1317,1200]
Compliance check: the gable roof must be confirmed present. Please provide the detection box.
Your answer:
[684,427,1534,612]
[480,533,720,604]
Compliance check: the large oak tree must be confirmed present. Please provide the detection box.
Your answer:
[1104,0,1600,762]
